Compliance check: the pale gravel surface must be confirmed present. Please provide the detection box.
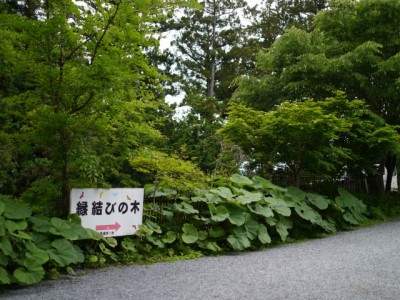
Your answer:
[1,219,400,300]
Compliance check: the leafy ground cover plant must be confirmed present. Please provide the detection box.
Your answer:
[0,174,369,287]
[0,196,116,285]
[133,174,368,255]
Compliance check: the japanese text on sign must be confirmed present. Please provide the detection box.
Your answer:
[70,188,144,237]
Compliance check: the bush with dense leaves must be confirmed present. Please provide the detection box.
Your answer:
[0,196,116,285]
[0,174,368,286]
[134,175,367,254]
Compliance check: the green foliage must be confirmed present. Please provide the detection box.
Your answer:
[182,224,199,244]
[233,0,400,189]
[0,197,115,285]
[1,174,372,287]
[130,149,208,195]
[358,192,400,221]
[220,93,400,182]
[169,0,253,101]
[335,188,367,225]
[0,0,194,215]
[136,174,367,255]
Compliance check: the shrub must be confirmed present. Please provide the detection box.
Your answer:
[0,196,115,285]
[134,174,368,254]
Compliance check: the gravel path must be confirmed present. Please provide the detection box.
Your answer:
[2,219,400,300]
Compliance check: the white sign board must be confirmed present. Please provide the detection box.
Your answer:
[70,188,144,237]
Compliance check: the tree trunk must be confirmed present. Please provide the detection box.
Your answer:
[207,0,217,98]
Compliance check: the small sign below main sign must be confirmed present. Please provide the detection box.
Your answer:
[70,188,144,237]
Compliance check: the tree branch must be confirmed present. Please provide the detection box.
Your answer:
[90,0,122,65]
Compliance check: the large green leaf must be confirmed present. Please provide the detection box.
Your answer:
[182,223,198,244]
[307,193,329,210]
[336,188,365,211]
[68,213,83,225]
[0,237,13,257]
[23,251,49,269]
[104,237,117,248]
[30,216,53,233]
[230,174,253,187]
[294,204,320,223]
[209,204,229,222]
[316,219,336,233]
[145,185,177,198]
[269,201,291,217]
[0,267,10,285]
[205,241,222,252]
[13,267,45,285]
[214,187,234,200]
[85,228,105,241]
[198,231,208,241]
[146,236,165,248]
[252,176,287,192]
[265,217,277,226]
[48,239,84,267]
[245,215,259,240]
[135,224,153,236]
[162,231,177,244]
[208,226,225,238]
[30,232,52,250]
[258,224,271,244]
[99,243,117,261]
[11,231,32,240]
[4,201,32,220]
[285,187,306,203]
[247,203,274,218]
[204,191,223,203]
[190,195,207,203]
[335,188,367,224]
[343,212,360,225]
[276,218,293,242]
[0,253,8,266]
[5,220,28,233]
[49,217,85,240]
[25,241,49,265]
[173,202,199,215]
[226,205,247,226]
[144,220,162,234]
[236,190,263,204]
[227,227,250,251]
[121,239,136,252]
[269,190,286,201]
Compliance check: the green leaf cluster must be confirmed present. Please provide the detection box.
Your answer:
[0,0,200,215]
[232,0,400,190]
[130,149,208,196]
[0,197,114,285]
[135,174,367,254]
[220,92,400,183]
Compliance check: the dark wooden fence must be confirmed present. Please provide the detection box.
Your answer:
[271,175,369,196]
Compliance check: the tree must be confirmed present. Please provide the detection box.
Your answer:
[170,0,251,101]
[0,1,194,215]
[129,149,207,196]
[246,0,327,51]
[219,93,400,186]
[233,0,400,191]
[161,0,257,175]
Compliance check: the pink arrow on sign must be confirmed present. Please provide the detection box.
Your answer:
[96,222,121,232]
